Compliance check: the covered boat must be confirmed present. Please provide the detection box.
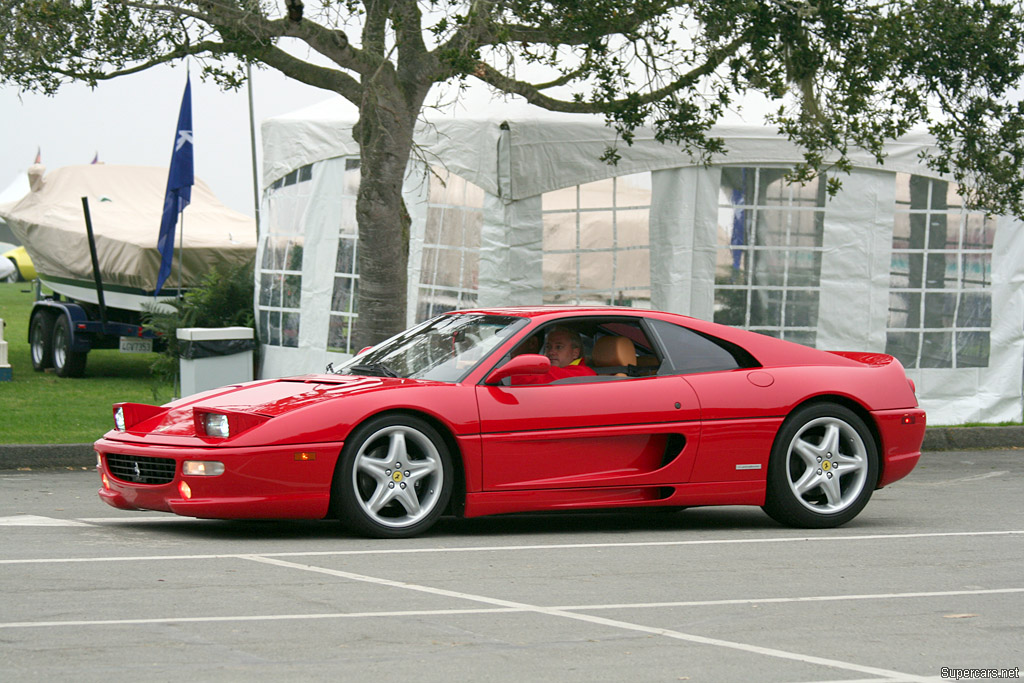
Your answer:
[0,164,255,310]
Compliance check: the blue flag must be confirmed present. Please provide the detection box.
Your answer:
[156,74,194,295]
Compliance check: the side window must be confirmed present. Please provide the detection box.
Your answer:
[648,319,755,374]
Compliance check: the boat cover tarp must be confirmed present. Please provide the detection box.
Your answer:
[0,164,255,293]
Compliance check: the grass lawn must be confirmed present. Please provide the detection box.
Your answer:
[0,281,175,444]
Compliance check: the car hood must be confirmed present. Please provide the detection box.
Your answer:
[107,374,437,441]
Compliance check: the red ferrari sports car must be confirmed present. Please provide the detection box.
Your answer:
[94,307,925,538]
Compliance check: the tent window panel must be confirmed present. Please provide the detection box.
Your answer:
[617,249,651,289]
[957,292,992,328]
[580,251,615,291]
[964,214,997,250]
[924,292,956,328]
[336,237,356,275]
[421,247,464,288]
[956,331,990,368]
[892,213,912,248]
[784,289,819,329]
[541,173,652,307]
[259,274,275,307]
[439,208,468,247]
[758,170,826,208]
[282,312,300,348]
[890,252,920,288]
[282,274,301,309]
[266,310,281,346]
[748,288,784,328]
[461,250,479,290]
[328,315,352,353]
[713,288,748,327]
[579,211,614,246]
[542,252,577,295]
[543,213,578,251]
[888,292,920,329]
[886,173,994,368]
[714,167,823,347]
[784,330,817,346]
[617,209,650,247]
[960,254,991,288]
[578,178,615,209]
[921,331,953,368]
[886,331,920,368]
[416,168,483,323]
[331,276,357,313]
[340,197,358,236]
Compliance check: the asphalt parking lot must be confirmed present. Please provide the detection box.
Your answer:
[1,449,1021,682]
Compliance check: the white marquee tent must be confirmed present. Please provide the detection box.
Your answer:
[257,98,1024,426]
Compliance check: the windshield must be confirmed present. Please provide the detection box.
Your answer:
[334,314,527,383]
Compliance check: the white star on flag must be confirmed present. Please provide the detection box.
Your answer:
[175,130,193,151]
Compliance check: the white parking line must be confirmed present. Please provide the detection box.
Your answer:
[243,555,940,683]
[3,587,1017,630]
[0,515,90,527]
[1,528,1021,564]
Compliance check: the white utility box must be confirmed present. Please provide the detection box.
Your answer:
[177,326,255,397]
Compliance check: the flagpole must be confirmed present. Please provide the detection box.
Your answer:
[176,210,184,299]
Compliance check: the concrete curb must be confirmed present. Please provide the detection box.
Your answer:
[1,426,1020,470]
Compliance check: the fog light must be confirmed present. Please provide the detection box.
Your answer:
[114,406,125,431]
[96,452,102,470]
[179,480,192,499]
[182,460,225,476]
[202,413,230,438]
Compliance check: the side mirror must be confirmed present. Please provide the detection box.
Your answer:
[485,354,551,385]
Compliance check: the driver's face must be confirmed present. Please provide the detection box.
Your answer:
[543,330,579,368]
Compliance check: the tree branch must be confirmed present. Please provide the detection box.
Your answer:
[472,28,752,112]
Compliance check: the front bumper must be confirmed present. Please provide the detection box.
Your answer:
[94,437,344,520]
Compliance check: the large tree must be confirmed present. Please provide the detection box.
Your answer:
[3,0,1023,346]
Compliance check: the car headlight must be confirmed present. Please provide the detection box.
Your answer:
[193,408,270,439]
[114,406,126,431]
[203,413,231,439]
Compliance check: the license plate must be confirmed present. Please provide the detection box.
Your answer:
[119,337,153,354]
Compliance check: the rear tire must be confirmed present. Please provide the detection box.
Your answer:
[29,311,55,371]
[762,402,878,528]
[52,315,88,378]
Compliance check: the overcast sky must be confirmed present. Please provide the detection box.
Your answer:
[0,64,341,218]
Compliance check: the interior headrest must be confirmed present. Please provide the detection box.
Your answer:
[592,336,636,367]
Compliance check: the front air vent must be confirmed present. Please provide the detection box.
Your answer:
[106,454,176,485]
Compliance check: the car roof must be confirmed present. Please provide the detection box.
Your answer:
[450,305,679,320]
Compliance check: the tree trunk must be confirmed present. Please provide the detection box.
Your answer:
[352,80,422,349]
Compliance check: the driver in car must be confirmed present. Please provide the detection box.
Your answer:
[512,326,597,385]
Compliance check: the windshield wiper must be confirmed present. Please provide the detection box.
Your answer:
[348,362,400,378]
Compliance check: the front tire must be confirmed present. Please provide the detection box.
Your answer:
[29,311,55,371]
[334,415,453,538]
[52,315,88,378]
[763,402,878,528]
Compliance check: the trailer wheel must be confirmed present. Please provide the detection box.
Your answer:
[52,315,88,378]
[29,311,55,371]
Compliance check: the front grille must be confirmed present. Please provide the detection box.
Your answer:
[106,453,177,485]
